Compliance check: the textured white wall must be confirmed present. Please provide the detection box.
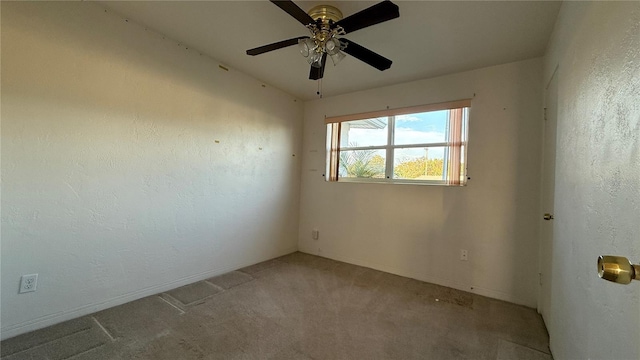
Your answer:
[542,2,640,359]
[299,58,543,307]
[1,2,302,339]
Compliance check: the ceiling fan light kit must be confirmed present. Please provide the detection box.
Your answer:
[299,5,347,68]
[247,0,399,86]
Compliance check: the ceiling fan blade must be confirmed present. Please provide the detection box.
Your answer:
[270,0,315,26]
[309,53,328,80]
[247,36,309,56]
[333,0,399,34]
[341,38,392,71]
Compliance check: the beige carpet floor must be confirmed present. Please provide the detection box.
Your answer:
[1,252,552,360]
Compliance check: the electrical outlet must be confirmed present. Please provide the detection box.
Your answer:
[312,229,319,240]
[19,274,38,293]
[460,249,468,261]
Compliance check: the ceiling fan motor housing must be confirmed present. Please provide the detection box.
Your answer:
[307,5,343,24]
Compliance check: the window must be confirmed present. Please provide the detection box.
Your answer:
[326,100,470,185]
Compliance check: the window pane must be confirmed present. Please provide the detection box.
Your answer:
[394,110,448,145]
[393,147,445,180]
[339,149,386,179]
[340,118,388,148]
[460,144,467,183]
[462,109,468,142]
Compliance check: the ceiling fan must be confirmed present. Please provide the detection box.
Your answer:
[246,0,400,81]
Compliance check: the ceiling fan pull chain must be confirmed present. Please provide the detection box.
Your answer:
[317,79,323,98]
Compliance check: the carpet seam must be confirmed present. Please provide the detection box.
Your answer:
[2,327,91,357]
[157,295,186,315]
[203,280,226,293]
[91,316,116,342]
[64,343,106,360]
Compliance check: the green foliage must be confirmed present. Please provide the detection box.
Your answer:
[369,155,385,168]
[394,157,444,179]
[339,149,384,178]
[338,145,450,180]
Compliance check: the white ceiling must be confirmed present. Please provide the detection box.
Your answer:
[100,1,562,100]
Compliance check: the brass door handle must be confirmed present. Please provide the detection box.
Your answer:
[543,213,554,220]
[598,255,640,285]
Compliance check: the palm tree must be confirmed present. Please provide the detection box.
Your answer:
[339,147,384,178]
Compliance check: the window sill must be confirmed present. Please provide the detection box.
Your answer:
[330,178,467,186]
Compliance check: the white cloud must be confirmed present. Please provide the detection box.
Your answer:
[396,115,422,122]
[344,128,387,147]
[395,128,445,145]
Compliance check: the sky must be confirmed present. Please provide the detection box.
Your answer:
[344,110,450,160]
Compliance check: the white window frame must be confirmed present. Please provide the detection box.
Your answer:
[325,100,470,186]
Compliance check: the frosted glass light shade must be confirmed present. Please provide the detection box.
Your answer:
[330,51,346,66]
[309,51,323,68]
[298,38,317,58]
[325,38,341,55]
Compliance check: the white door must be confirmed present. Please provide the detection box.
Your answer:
[538,68,558,326]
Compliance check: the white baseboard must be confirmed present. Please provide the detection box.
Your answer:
[0,247,298,341]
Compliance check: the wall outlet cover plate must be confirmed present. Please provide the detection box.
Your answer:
[20,274,38,293]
